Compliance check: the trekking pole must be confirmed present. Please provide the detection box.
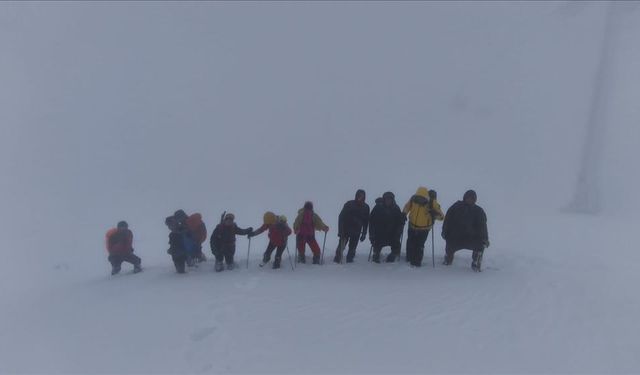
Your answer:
[320,231,327,265]
[368,245,373,262]
[246,237,252,269]
[285,242,295,271]
[431,226,436,268]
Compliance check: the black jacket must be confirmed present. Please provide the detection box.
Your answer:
[338,200,370,238]
[441,201,488,245]
[168,232,186,257]
[369,198,405,245]
[210,223,251,251]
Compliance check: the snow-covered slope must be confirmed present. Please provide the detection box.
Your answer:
[2,210,639,373]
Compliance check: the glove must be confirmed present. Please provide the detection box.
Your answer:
[247,227,253,234]
[441,232,446,240]
[483,239,490,248]
[323,226,329,232]
[360,233,366,242]
[247,232,254,238]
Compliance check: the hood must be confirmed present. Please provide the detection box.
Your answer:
[415,187,429,198]
[375,197,384,205]
[355,189,366,201]
[263,211,277,225]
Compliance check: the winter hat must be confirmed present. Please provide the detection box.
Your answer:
[278,215,287,223]
[382,192,395,201]
[428,189,437,200]
[174,210,188,221]
[304,201,313,210]
[117,221,128,229]
[463,190,477,202]
[355,189,366,200]
[224,213,235,221]
[263,211,277,225]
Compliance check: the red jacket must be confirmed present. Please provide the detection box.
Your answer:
[105,228,133,255]
[255,223,292,247]
[186,213,207,244]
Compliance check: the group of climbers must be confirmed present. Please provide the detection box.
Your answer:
[104,187,489,274]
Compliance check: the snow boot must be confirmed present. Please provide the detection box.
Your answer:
[260,253,270,267]
[346,249,355,263]
[298,254,306,264]
[226,262,235,271]
[312,255,320,265]
[111,265,121,275]
[187,257,196,267]
[272,257,281,269]
[333,250,343,264]
[372,252,381,263]
[215,261,224,272]
[385,253,397,263]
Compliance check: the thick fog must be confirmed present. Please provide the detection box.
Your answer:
[1,2,639,283]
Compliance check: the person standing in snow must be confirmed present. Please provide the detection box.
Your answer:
[105,221,142,275]
[293,201,329,264]
[402,187,444,267]
[333,189,370,263]
[368,192,406,263]
[248,212,292,269]
[210,213,252,272]
[441,190,489,271]
[166,216,188,274]
[173,209,203,266]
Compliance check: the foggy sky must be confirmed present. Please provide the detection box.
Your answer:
[1,2,638,279]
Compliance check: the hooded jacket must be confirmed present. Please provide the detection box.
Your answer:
[441,200,488,246]
[369,193,406,245]
[293,209,328,236]
[403,187,444,231]
[338,190,370,238]
[211,222,252,250]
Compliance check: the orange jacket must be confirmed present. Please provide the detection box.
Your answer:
[105,228,133,254]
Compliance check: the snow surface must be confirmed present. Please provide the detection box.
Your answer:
[1,2,640,373]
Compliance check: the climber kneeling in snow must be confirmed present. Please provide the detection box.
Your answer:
[293,201,329,264]
[105,221,142,275]
[441,190,489,271]
[248,212,292,269]
[210,213,252,272]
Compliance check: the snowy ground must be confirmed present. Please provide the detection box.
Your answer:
[2,210,639,374]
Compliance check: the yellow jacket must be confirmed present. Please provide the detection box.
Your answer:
[402,187,444,230]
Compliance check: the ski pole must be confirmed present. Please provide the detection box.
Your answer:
[246,237,252,269]
[368,245,373,262]
[285,241,294,271]
[320,231,327,265]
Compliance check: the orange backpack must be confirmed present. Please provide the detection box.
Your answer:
[187,213,207,244]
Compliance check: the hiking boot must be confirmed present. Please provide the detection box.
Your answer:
[298,254,306,264]
[410,261,422,268]
[372,252,381,263]
[215,261,224,272]
[133,264,142,273]
[111,266,121,275]
[385,254,397,263]
[333,250,343,264]
[262,254,271,264]
[226,262,235,270]
[187,258,196,267]
[312,255,320,265]
[272,257,281,269]
[346,250,355,263]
